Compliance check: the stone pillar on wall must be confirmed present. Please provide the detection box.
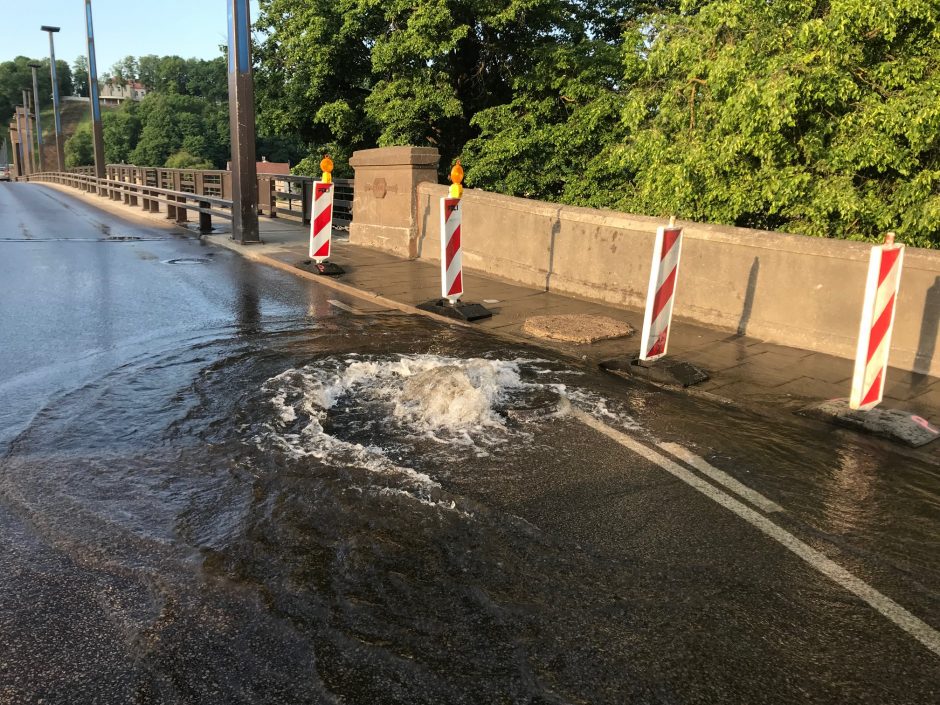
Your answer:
[349,146,440,258]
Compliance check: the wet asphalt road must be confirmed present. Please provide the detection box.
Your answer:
[0,182,939,704]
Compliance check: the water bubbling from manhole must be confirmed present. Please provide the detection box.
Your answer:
[255,354,638,465]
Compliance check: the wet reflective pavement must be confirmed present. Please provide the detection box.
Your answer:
[1,183,939,704]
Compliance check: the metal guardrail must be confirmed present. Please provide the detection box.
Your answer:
[26,171,234,234]
[23,164,355,234]
[272,175,354,231]
[102,164,353,230]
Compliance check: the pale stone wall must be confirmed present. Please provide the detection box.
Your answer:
[349,147,440,258]
[349,146,940,376]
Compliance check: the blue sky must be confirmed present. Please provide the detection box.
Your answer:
[2,0,261,73]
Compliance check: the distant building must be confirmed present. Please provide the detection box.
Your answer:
[99,80,148,107]
[226,157,291,176]
[258,157,291,176]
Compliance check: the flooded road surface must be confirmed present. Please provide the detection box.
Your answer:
[1,183,939,704]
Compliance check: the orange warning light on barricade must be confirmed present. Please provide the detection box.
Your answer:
[449,159,464,199]
[320,155,334,184]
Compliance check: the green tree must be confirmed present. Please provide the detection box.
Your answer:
[156,56,189,94]
[0,56,73,127]
[462,0,637,200]
[53,60,73,98]
[130,92,227,167]
[255,0,633,173]
[255,0,940,247]
[64,123,94,167]
[165,150,214,169]
[119,55,226,101]
[596,0,940,246]
[254,0,377,167]
[102,101,141,164]
[72,56,89,97]
[138,55,161,90]
[111,56,139,87]
[186,57,227,102]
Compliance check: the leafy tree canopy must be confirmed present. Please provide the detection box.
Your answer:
[165,150,215,169]
[254,0,645,174]
[72,56,89,98]
[584,0,940,246]
[117,55,227,102]
[256,0,940,246]
[0,56,73,127]
[130,92,229,168]
[64,122,93,168]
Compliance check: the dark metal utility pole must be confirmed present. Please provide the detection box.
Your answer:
[84,0,106,181]
[10,118,22,177]
[28,64,44,172]
[227,0,260,243]
[41,26,65,171]
[25,91,37,173]
[14,109,25,176]
[20,94,32,176]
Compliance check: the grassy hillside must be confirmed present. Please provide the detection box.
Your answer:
[38,101,114,169]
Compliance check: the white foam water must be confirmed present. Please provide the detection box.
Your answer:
[266,355,530,435]
[253,354,639,510]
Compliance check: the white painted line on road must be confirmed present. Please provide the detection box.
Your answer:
[327,299,361,314]
[658,442,784,514]
[570,408,940,659]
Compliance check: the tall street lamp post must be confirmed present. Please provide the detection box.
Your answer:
[227,0,260,243]
[21,92,32,176]
[13,108,26,177]
[84,0,106,184]
[41,25,65,171]
[27,63,44,173]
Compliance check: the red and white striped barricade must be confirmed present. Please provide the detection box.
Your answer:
[417,191,491,322]
[305,180,343,275]
[309,181,333,262]
[639,219,684,361]
[440,196,463,302]
[849,234,904,410]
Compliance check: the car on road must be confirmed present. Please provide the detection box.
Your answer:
[0,164,11,181]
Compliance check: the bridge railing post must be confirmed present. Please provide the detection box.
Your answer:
[199,202,212,234]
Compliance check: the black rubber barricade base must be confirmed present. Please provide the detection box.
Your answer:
[417,299,493,322]
[600,354,710,388]
[799,399,940,448]
[295,259,344,276]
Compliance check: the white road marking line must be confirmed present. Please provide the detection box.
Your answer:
[658,442,784,514]
[570,408,940,659]
[327,299,360,314]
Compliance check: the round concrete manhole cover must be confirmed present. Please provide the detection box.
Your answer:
[163,257,211,265]
[522,314,634,344]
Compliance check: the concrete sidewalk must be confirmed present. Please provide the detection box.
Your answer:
[206,217,940,422]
